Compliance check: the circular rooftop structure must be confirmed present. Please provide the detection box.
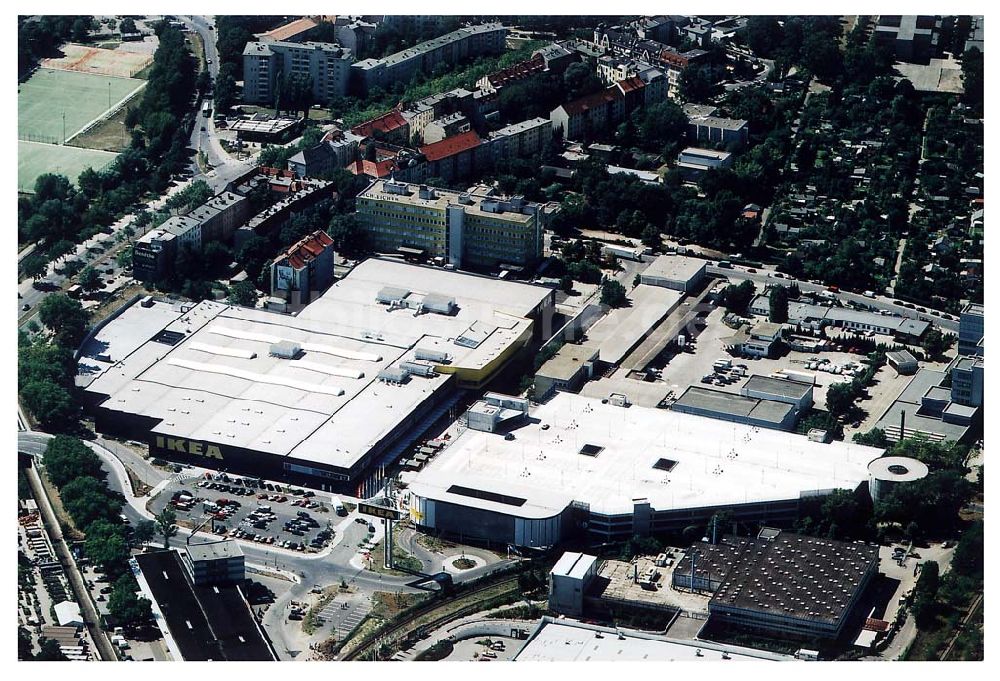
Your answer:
[867,456,929,482]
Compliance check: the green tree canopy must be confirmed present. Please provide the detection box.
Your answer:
[38,294,89,348]
[43,436,105,488]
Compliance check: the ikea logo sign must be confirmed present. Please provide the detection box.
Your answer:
[154,435,224,460]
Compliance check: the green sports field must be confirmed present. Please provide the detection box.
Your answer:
[18,141,118,193]
[18,68,144,143]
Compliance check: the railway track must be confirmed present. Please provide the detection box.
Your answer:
[342,575,520,661]
[940,593,983,660]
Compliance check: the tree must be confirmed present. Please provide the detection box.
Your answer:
[18,626,34,660]
[133,520,156,547]
[36,637,68,661]
[20,380,79,432]
[640,224,662,251]
[679,64,716,103]
[38,294,89,348]
[79,265,102,291]
[71,17,90,42]
[826,382,856,417]
[745,16,783,59]
[961,47,983,112]
[600,279,628,308]
[84,520,130,576]
[562,62,604,101]
[228,280,259,307]
[108,574,152,629]
[559,275,574,293]
[21,253,48,280]
[156,508,177,548]
[721,280,756,314]
[120,17,137,34]
[61,477,124,530]
[768,285,789,323]
[853,428,888,448]
[920,328,953,360]
[116,245,134,269]
[43,436,105,488]
[327,213,368,258]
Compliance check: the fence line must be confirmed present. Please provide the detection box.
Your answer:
[18,132,62,145]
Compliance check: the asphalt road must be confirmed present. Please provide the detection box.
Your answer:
[706,265,960,334]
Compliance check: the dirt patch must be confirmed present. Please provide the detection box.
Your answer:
[68,103,133,152]
[41,43,152,78]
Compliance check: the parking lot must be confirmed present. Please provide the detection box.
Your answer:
[650,306,890,416]
[149,474,349,553]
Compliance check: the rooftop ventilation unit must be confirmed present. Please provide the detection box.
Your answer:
[269,341,301,359]
[415,348,451,363]
[400,361,436,377]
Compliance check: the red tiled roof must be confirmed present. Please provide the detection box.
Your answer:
[351,110,408,138]
[617,76,645,94]
[419,130,481,162]
[280,230,334,269]
[658,50,690,68]
[486,55,545,87]
[560,86,620,116]
[259,17,318,42]
[347,158,396,179]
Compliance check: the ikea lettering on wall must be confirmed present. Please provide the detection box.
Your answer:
[154,435,224,460]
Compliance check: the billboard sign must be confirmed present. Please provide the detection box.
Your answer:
[276,265,294,290]
[358,502,403,520]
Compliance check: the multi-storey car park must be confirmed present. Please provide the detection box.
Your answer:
[76,259,554,495]
[404,392,885,549]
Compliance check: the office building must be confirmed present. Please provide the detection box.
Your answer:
[958,302,984,355]
[356,179,552,268]
[874,368,980,443]
[183,540,245,586]
[243,40,353,106]
[949,355,984,407]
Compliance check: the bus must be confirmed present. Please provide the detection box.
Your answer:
[201,101,212,118]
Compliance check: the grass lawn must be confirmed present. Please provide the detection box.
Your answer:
[19,68,145,142]
[19,141,118,192]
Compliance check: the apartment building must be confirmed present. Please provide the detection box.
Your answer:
[351,23,507,95]
[133,216,200,283]
[550,78,647,141]
[270,230,336,306]
[356,179,552,268]
[243,40,353,106]
[488,117,553,161]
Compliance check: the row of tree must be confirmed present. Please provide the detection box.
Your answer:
[41,436,175,633]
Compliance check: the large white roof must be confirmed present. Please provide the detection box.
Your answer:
[406,393,884,519]
[514,620,791,661]
[81,260,551,471]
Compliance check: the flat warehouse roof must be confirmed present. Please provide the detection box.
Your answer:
[742,375,812,400]
[406,393,883,519]
[642,254,706,283]
[514,619,789,661]
[583,285,683,364]
[535,343,598,381]
[80,260,551,472]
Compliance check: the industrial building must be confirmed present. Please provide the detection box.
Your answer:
[748,296,930,341]
[548,552,599,616]
[671,386,799,431]
[242,40,353,105]
[874,368,980,443]
[355,179,554,269]
[404,392,884,548]
[676,147,733,176]
[639,254,707,293]
[675,529,880,640]
[76,259,554,493]
[533,343,599,399]
[133,550,276,660]
[740,375,814,411]
[886,349,919,375]
[183,540,245,586]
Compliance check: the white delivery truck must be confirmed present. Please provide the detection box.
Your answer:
[330,495,347,516]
